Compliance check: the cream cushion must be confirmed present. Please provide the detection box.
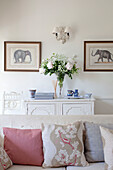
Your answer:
[100,126,113,170]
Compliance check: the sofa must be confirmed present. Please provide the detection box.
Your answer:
[0,115,113,170]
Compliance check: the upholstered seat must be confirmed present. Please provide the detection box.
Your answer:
[9,163,105,170]
[9,165,65,170]
[67,163,105,170]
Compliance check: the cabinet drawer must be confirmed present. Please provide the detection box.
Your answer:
[27,103,56,115]
[62,103,92,115]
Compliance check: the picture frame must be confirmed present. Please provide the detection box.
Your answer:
[84,41,113,71]
[4,41,41,72]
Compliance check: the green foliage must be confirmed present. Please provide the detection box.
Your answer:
[40,53,79,88]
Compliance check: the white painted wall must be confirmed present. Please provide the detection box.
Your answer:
[0,0,113,114]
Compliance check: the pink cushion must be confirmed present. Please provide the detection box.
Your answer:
[3,128,44,166]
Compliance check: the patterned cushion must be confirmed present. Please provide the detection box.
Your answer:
[42,122,88,168]
[0,146,12,169]
[100,126,113,170]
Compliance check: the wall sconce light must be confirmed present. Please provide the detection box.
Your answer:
[52,26,71,44]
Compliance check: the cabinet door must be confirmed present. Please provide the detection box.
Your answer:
[27,103,56,115]
[62,103,93,115]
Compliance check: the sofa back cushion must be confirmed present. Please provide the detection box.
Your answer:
[84,122,113,162]
[0,115,113,147]
[100,126,113,170]
[3,128,44,166]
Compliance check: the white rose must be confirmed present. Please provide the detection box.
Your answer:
[39,68,45,74]
[47,61,53,69]
[66,62,73,70]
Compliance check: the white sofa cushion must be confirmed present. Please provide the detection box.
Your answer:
[9,163,105,170]
[9,165,65,170]
[100,126,113,170]
[67,163,105,170]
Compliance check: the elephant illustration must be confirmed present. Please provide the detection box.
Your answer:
[91,49,113,62]
[14,50,32,63]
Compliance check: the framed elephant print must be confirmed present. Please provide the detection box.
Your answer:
[84,41,113,71]
[4,41,41,72]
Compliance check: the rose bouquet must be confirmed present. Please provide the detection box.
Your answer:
[39,53,79,96]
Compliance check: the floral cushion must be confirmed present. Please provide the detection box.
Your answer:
[100,126,113,170]
[42,122,88,168]
[0,146,12,169]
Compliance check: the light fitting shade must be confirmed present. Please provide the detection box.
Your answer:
[52,27,59,34]
[52,26,71,44]
[64,26,71,33]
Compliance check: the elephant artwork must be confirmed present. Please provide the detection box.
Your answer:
[91,49,113,62]
[14,50,32,63]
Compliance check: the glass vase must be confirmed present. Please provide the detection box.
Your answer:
[58,81,63,98]
[57,74,65,98]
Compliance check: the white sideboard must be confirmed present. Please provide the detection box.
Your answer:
[24,98,95,115]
